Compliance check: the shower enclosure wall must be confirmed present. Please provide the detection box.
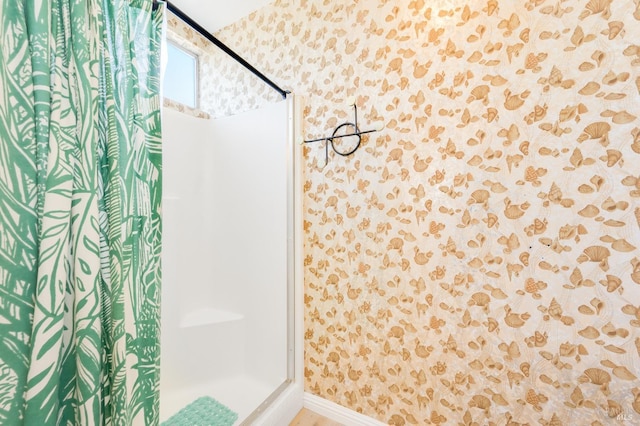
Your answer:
[160,98,300,424]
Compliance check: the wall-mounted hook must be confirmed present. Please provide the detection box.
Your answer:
[301,99,383,167]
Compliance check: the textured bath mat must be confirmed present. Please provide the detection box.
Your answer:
[162,396,238,426]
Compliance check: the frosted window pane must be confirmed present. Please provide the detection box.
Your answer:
[164,42,198,108]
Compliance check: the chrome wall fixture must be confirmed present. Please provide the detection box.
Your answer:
[301,98,384,166]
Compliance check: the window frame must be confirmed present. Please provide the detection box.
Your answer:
[164,39,200,110]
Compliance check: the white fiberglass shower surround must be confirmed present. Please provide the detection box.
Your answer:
[160,97,304,425]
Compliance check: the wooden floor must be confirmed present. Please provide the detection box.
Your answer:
[289,408,343,426]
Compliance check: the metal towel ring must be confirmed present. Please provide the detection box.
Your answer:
[302,99,383,167]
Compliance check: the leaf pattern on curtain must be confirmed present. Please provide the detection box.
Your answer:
[0,1,163,425]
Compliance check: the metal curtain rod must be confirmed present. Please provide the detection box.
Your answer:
[161,1,288,100]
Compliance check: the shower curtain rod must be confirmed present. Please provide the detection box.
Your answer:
[159,1,289,100]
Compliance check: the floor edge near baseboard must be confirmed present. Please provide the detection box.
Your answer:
[303,393,388,426]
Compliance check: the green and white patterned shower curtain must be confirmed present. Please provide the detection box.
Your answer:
[0,0,163,424]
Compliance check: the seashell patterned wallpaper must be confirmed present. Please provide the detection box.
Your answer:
[165,13,282,119]
[178,0,640,424]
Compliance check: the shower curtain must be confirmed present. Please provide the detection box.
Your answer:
[0,0,163,424]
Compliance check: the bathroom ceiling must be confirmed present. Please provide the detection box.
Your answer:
[169,0,274,32]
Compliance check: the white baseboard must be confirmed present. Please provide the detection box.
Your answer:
[303,393,387,426]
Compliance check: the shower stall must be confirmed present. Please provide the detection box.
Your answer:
[160,97,303,424]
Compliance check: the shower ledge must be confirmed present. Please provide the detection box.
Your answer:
[180,307,244,328]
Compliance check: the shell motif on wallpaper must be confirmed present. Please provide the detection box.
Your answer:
[202,0,640,424]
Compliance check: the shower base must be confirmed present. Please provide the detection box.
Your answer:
[160,374,276,425]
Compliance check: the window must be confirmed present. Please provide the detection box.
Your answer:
[164,41,198,108]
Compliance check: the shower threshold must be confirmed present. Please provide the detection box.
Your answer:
[160,374,283,425]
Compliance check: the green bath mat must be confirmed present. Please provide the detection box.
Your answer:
[162,396,238,426]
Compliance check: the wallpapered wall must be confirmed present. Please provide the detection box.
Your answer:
[165,14,281,118]
[174,0,640,424]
